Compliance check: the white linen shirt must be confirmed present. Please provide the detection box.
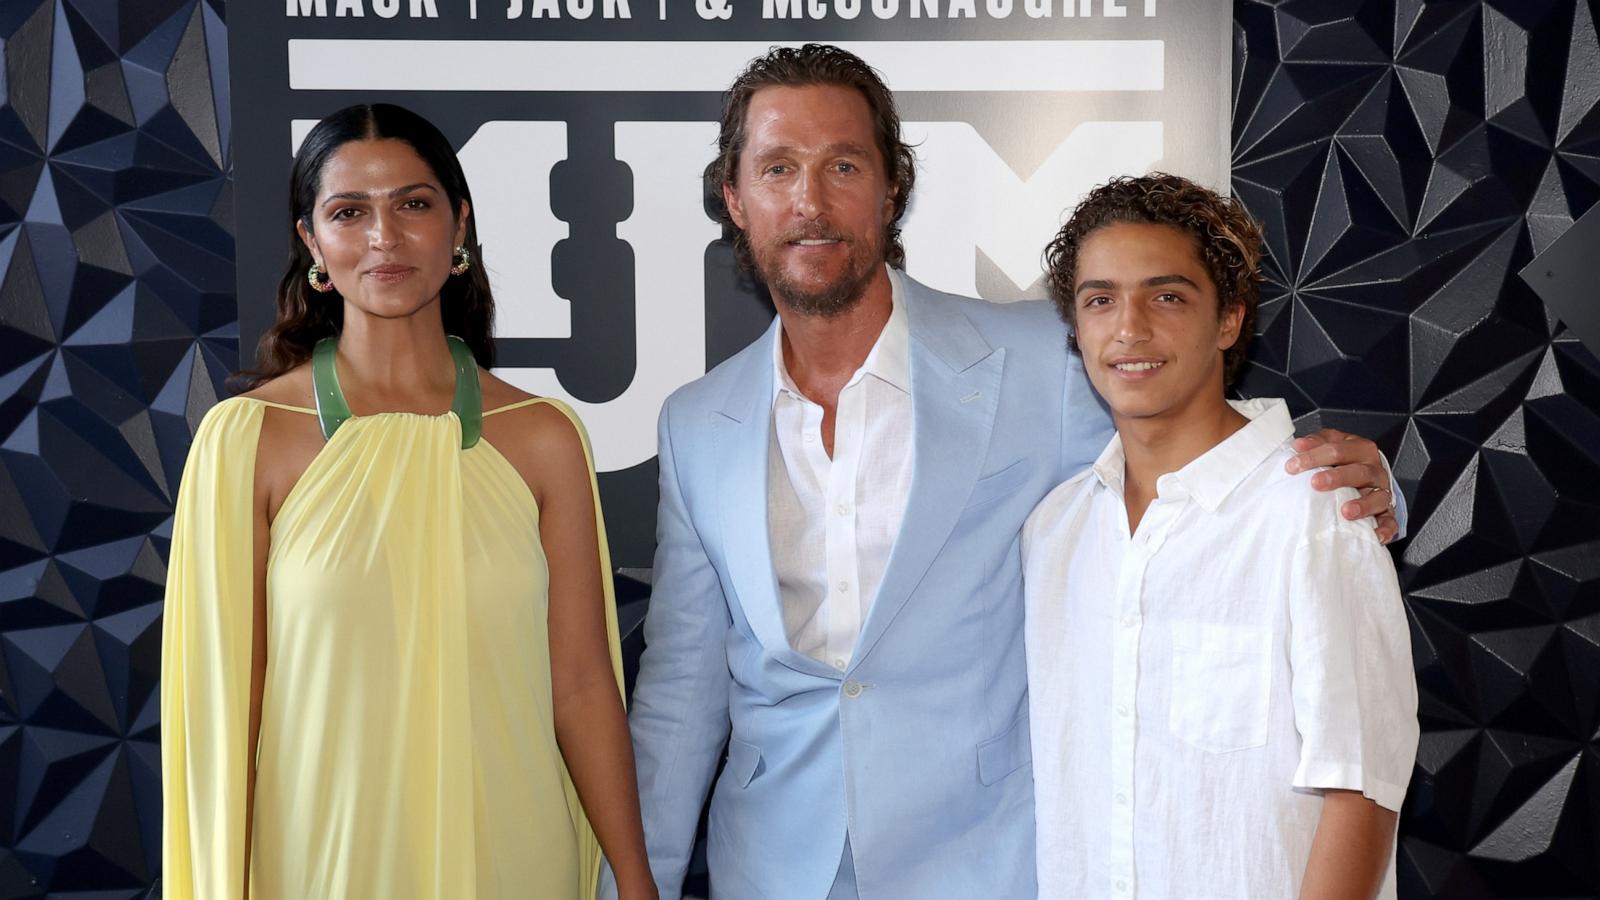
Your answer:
[1022,398,1419,900]
[768,268,913,669]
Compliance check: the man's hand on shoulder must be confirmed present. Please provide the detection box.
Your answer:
[1286,428,1399,544]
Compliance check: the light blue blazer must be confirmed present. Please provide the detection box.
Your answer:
[625,275,1114,899]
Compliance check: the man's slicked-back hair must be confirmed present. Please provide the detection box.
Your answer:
[706,43,917,271]
[1043,172,1265,385]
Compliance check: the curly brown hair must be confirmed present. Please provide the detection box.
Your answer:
[705,44,917,271]
[1042,173,1263,384]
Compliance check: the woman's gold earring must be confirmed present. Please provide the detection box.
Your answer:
[308,262,335,293]
[450,246,472,276]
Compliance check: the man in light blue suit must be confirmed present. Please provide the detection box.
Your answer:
[617,44,1404,900]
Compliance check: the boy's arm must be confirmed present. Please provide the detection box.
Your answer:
[1287,523,1418,896]
[1298,790,1400,900]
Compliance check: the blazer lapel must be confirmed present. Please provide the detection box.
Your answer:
[853,288,1004,665]
[711,323,836,678]
[712,324,791,657]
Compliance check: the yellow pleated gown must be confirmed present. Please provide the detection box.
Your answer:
[160,396,623,899]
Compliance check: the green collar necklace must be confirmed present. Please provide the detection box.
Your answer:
[311,336,482,449]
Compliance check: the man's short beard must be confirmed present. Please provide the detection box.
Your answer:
[745,227,884,319]
[769,256,879,318]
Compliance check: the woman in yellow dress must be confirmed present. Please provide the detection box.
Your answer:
[160,104,657,899]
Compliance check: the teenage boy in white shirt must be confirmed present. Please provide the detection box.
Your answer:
[1022,173,1419,900]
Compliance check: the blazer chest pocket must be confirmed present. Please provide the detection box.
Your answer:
[1168,624,1271,754]
[725,737,764,788]
[964,458,1034,512]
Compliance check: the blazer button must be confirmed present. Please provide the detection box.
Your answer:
[843,681,864,698]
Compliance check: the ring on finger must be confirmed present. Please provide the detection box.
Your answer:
[1365,485,1394,515]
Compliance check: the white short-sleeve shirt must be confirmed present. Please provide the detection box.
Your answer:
[1022,398,1419,900]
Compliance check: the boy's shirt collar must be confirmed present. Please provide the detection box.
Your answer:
[1090,397,1292,511]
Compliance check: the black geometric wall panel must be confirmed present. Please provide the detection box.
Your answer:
[0,0,1597,896]
[1523,201,1600,358]
[1233,1,1600,897]
[0,0,232,896]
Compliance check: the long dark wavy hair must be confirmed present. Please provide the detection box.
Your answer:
[234,103,495,391]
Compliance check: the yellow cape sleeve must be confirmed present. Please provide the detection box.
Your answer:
[536,398,626,900]
[160,398,265,899]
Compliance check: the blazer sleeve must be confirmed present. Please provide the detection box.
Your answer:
[1384,453,1409,538]
[160,399,265,900]
[1059,352,1115,479]
[617,397,734,900]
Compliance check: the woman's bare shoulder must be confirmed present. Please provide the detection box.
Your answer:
[237,366,323,465]
[479,370,582,440]
[479,369,539,409]
[238,365,315,408]
[478,372,589,485]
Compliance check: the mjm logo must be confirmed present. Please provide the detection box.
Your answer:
[289,39,1169,472]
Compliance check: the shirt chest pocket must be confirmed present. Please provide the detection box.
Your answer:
[1167,623,1271,754]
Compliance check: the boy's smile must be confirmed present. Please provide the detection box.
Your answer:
[1072,221,1244,426]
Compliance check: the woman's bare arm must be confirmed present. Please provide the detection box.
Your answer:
[528,407,656,900]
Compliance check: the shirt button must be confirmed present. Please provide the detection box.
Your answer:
[804,432,817,443]
[1115,793,1127,805]
[832,658,847,671]
[1117,704,1129,717]
[837,581,849,592]
[835,503,850,516]
[1121,616,1135,629]
[1116,880,1127,892]
[843,681,864,698]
